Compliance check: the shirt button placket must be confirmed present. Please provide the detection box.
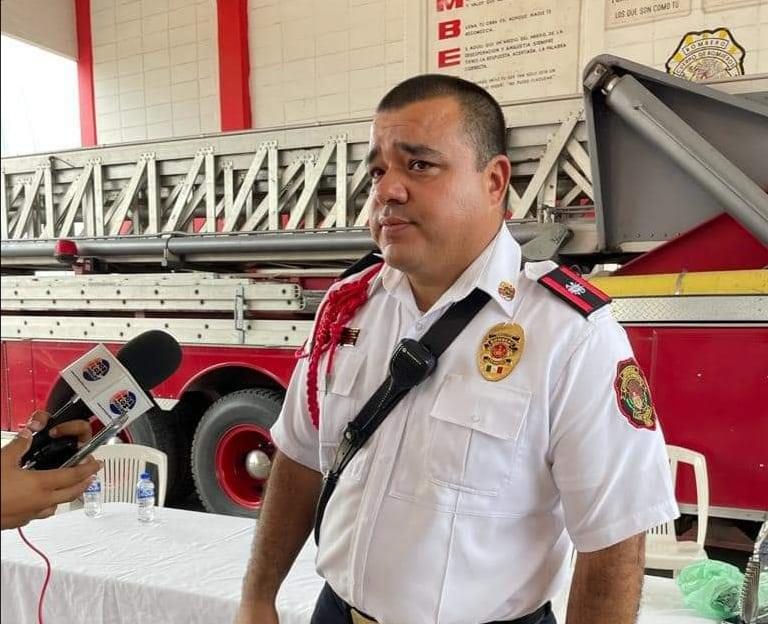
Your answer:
[350,392,413,608]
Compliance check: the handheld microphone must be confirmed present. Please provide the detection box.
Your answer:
[22,330,182,469]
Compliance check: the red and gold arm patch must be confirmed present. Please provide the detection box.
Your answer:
[614,358,657,431]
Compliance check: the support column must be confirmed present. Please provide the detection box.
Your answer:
[217,0,252,131]
[75,0,97,147]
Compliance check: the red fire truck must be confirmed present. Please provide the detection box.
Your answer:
[2,58,766,546]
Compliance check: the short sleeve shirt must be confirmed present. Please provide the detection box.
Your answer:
[271,225,679,624]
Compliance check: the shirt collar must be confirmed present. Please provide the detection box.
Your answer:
[372,224,523,317]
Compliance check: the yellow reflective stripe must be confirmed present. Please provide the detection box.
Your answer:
[589,270,768,297]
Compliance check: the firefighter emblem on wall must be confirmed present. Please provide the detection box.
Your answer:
[614,359,657,430]
[665,28,745,82]
[478,323,525,382]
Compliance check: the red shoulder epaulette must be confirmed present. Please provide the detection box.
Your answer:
[537,265,612,318]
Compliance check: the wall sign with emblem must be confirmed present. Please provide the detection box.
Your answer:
[428,0,582,104]
[606,0,692,29]
[665,28,746,81]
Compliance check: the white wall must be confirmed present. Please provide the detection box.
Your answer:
[84,0,766,144]
[0,0,78,59]
[248,0,406,128]
[248,0,765,128]
[599,1,768,76]
[405,0,767,106]
[90,0,221,144]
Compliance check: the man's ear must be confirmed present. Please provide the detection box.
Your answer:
[486,155,512,210]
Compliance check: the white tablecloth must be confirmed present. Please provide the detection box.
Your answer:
[1,503,713,624]
[1,504,318,624]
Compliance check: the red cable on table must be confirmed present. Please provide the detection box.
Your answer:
[17,526,51,624]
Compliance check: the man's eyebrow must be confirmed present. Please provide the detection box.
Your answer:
[365,142,444,166]
[365,146,380,166]
[395,141,443,160]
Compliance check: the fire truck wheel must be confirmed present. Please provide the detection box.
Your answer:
[191,388,282,516]
[123,409,187,504]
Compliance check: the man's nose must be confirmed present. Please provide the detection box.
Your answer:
[373,169,408,205]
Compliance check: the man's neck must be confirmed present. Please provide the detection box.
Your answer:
[407,271,462,313]
[402,225,503,313]
[406,262,472,313]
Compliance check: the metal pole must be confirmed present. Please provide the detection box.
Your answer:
[602,74,768,246]
[0,222,545,262]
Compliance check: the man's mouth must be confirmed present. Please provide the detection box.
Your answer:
[379,217,412,231]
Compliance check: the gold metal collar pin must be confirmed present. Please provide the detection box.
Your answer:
[498,281,516,301]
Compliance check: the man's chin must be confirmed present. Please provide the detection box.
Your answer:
[381,245,420,273]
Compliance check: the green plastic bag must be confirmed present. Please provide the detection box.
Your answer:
[677,560,743,620]
[761,571,768,607]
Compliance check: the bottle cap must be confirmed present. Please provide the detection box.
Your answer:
[140,471,150,480]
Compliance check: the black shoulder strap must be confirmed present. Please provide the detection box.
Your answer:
[314,288,490,544]
[339,250,383,279]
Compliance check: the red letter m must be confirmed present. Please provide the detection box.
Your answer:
[436,0,464,11]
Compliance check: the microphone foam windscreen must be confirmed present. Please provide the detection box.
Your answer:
[117,330,182,390]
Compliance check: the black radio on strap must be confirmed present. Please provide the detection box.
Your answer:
[314,287,491,545]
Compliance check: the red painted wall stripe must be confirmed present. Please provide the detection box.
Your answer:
[75,0,97,147]
[217,0,252,131]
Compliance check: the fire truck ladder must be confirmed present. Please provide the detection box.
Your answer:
[1,96,607,271]
[1,76,762,271]
[0,272,316,347]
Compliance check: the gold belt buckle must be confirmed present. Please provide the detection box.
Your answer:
[350,608,377,624]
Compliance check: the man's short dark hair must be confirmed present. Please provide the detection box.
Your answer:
[376,74,507,170]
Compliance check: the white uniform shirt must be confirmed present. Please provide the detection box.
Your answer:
[271,225,679,624]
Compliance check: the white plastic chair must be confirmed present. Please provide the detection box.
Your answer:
[93,444,168,507]
[645,444,709,573]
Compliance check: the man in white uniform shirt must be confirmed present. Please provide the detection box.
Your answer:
[235,75,679,624]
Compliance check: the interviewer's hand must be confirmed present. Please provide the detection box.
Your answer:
[1,411,100,530]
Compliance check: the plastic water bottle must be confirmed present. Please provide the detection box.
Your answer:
[83,475,102,517]
[136,471,155,523]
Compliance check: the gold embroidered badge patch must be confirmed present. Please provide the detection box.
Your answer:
[498,281,516,301]
[614,359,657,430]
[477,323,525,382]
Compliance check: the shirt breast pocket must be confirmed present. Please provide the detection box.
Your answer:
[427,374,531,495]
[319,349,365,476]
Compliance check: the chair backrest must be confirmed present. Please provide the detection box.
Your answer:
[646,515,678,543]
[667,445,709,546]
[648,444,710,546]
[93,444,168,507]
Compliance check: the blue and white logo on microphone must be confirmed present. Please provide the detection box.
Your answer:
[82,357,111,382]
[109,389,137,415]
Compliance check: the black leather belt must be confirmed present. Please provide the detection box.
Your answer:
[487,601,552,624]
[350,604,551,624]
[323,583,553,624]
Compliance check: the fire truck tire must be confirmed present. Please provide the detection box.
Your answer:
[124,408,187,504]
[191,388,282,516]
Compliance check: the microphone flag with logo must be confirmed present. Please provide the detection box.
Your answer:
[60,343,154,427]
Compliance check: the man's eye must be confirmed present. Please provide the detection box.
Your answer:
[369,168,384,181]
[410,160,432,171]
